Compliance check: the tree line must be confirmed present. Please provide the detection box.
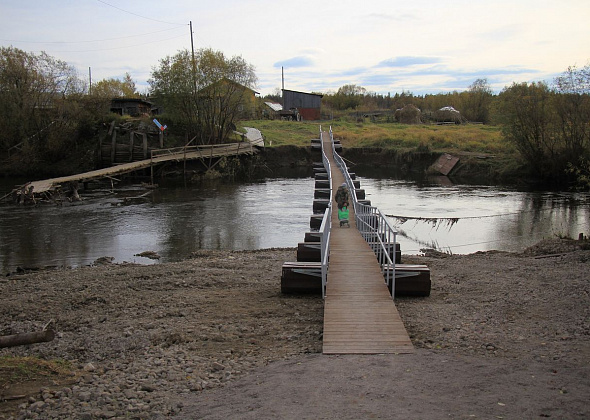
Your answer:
[1,45,588,188]
[0,46,257,173]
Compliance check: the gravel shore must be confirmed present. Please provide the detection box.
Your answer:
[1,239,589,419]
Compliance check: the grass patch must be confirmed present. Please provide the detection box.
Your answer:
[0,356,74,387]
[240,119,508,155]
[239,120,320,146]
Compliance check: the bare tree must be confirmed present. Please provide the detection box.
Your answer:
[0,47,84,155]
[498,81,558,176]
[553,64,590,165]
[464,78,493,123]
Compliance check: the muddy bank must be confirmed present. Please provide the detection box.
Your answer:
[339,147,527,184]
[1,239,589,419]
[259,145,526,185]
[1,143,524,188]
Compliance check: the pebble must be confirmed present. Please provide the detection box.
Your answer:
[5,346,252,419]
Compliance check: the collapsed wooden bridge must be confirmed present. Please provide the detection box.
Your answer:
[7,129,264,204]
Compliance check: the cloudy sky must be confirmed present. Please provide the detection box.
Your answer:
[1,0,588,96]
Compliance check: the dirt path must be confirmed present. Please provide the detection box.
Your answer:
[177,351,588,419]
[1,239,589,419]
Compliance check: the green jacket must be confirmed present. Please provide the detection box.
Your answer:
[338,206,349,220]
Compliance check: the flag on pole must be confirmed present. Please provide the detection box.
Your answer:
[153,119,167,132]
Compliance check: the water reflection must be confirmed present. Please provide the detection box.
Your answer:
[0,178,314,272]
[360,177,590,255]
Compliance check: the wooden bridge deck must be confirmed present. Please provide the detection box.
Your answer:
[322,131,413,354]
[20,141,259,194]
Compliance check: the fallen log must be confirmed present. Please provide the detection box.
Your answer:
[0,321,55,348]
[1,394,27,401]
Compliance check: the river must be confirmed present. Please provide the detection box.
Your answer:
[1,174,589,273]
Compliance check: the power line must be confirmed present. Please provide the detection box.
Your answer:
[399,231,534,254]
[96,0,187,25]
[36,34,187,54]
[1,27,186,45]
[386,211,525,223]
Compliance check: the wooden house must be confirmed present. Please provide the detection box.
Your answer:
[110,98,153,117]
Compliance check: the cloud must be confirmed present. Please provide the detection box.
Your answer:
[333,67,370,78]
[3,0,586,98]
[363,12,419,23]
[461,67,540,78]
[273,56,314,68]
[378,63,540,80]
[359,73,399,87]
[364,13,395,21]
[377,56,442,68]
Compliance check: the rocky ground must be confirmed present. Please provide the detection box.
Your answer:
[1,239,589,419]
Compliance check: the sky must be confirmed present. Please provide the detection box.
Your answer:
[1,0,589,97]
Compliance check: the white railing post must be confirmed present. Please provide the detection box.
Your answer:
[319,125,332,299]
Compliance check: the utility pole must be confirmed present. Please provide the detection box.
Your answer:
[189,21,197,95]
[89,67,92,95]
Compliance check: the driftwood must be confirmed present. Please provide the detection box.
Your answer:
[0,321,55,348]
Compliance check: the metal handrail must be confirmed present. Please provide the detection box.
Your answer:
[318,125,332,299]
[328,127,398,299]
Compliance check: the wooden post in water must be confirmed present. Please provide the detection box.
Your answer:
[111,128,117,165]
[129,131,135,162]
[142,133,148,159]
[150,151,154,186]
[183,133,188,187]
[183,143,187,187]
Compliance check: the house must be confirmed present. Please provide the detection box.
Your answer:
[282,89,323,120]
[110,98,153,117]
[198,78,260,120]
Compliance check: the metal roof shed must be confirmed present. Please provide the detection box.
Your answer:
[282,89,323,120]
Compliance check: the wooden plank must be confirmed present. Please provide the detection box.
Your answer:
[432,153,460,176]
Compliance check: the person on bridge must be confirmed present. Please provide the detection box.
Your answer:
[335,183,349,210]
[338,202,350,227]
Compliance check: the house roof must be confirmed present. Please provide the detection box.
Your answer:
[282,89,323,98]
[265,102,283,112]
[111,98,153,105]
[438,106,460,113]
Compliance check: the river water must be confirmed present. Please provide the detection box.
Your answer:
[1,175,589,273]
[361,178,590,254]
